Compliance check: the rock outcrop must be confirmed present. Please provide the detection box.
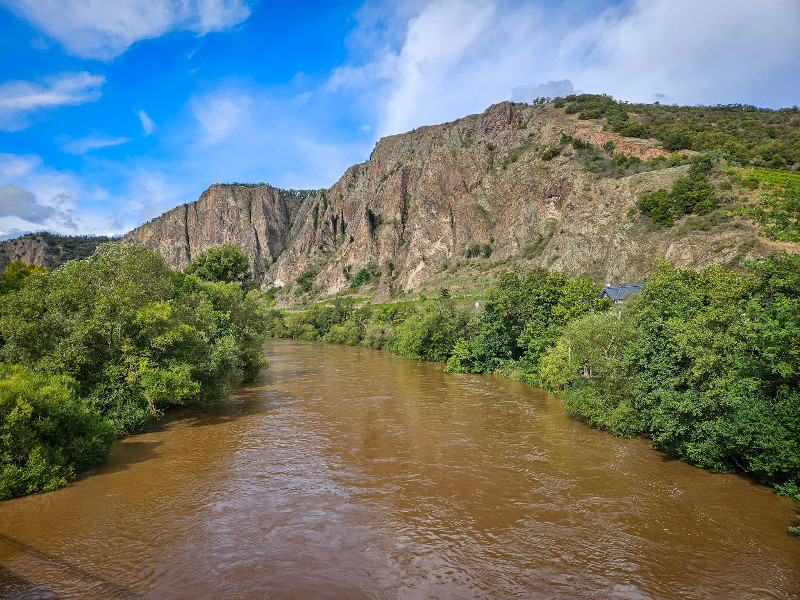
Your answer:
[123,185,301,282]
[114,101,790,301]
[0,233,111,270]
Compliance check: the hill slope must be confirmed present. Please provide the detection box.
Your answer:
[0,232,113,270]
[123,98,798,303]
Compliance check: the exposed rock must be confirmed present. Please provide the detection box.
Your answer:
[573,127,671,160]
[123,185,302,280]
[111,101,794,302]
[0,233,112,270]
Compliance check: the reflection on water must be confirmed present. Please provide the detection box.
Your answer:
[1,340,798,599]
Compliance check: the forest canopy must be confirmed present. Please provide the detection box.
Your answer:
[0,243,269,499]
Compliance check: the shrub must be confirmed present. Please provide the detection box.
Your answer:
[0,365,115,499]
[542,147,562,161]
[637,159,718,225]
[350,267,373,289]
[323,321,363,346]
[185,245,252,286]
[296,269,318,293]
[362,323,393,349]
[389,295,472,363]
[502,152,519,169]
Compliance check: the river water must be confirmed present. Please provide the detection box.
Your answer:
[0,340,798,599]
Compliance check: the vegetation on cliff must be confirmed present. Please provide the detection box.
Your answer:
[637,156,718,225]
[736,168,800,242]
[556,94,800,169]
[184,244,254,286]
[223,183,324,199]
[0,244,269,499]
[109,96,799,302]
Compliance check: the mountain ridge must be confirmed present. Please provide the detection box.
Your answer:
[122,99,797,302]
[4,98,798,301]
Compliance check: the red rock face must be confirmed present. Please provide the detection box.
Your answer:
[574,127,671,160]
[118,101,783,301]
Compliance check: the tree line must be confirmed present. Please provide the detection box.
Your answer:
[0,244,269,499]
[267,255,800,535]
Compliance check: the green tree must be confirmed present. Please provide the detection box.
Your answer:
[0,243,268,432]
[390,294,472,362]
[0,243,269,499]
[628,259,800,486]
[0,365,115,499]
[742,171,800,241]
[541,306,642,436]
[0,261,46,296]
[184,245,253,286]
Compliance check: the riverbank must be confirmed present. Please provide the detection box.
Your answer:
[265,256,800,536]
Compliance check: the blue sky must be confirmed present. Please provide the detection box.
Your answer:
[1,0,798,240]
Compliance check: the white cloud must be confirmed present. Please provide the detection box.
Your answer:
[0,153,105,235]
[0,153,41,180]
[561,0,800,107]
[136,109,155,135]
[63,134,131,154]
[0,228,33,242]
[329,0,560,137]
[1,0,252,60]
[330,0,800,139]
[191,92,252,146]
[0,72,104,130]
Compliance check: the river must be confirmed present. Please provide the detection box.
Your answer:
[0,340,798,599]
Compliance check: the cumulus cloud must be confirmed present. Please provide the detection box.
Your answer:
[331,0,800,139]
[0,184,56,221]
[2,0,252,60]
[62,134,131,154]
[0,154,95,235]
[0,72,104,130]
[136,109,155,135]
[561,0,800,107]
[0,182,77,233]
[330,0,569,136]
[0,228,33,242]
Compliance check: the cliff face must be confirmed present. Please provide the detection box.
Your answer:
[121,101,791,301]
[0,235,51,269]
[123,185,302,281]
[0,233,111,270]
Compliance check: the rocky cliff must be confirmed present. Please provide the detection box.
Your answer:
[0,232,112,270]
[117,100,793,302]
[123,185,301,283]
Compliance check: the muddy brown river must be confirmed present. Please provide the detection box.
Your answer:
[0,340,798,599]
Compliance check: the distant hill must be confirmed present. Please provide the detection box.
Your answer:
[0,232,113,270]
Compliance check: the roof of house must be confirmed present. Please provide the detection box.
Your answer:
[599,283,642,302]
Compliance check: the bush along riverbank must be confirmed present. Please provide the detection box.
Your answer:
[0,244,270,499]
[266,254,800,536]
